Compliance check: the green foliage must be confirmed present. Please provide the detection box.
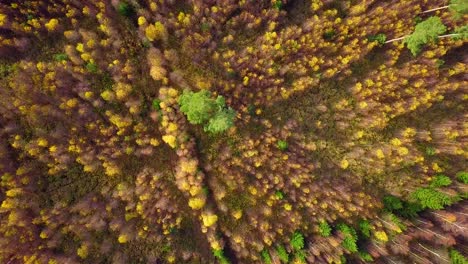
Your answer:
[152,99,161,110]
[412,188,453,210]
[277,140,288,151]
[388,214,407,231]
[276,245,289,263]
[337,224,358,253]
[414,16,423,24]
[453,25,468,40]
[425,146,437,155]
[201,22,211,32]
[179,90,218,124]
[0,63,16,79]
[247,104,256,116]
[273,0,283,10]
[456,171,468,184]
[290,231,305,251]
[383,195,403,212]
[204,108,236,134]
[358,220,371,238]
[85,62,98,73]
[275,190,284,200]
[367,33,387,45]
[323,30,337,40]
[450,0,468,18]
[404,16,447,56]
[261,249,272,264]
[318,221,332,237]
[430,175,452,188]
[53,53,68,61]
[449,248,468,264]
[294,250,307,263]
[359,251,374,262]
[213,249,231,264]
[178,90,235,133]
[117,2,135,17]
[398,201,423,219]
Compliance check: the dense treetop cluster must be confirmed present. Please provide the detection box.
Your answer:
[0,0,467,263]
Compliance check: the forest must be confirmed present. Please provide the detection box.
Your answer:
[0,0,467,263]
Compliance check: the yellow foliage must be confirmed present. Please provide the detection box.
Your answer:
[232,210,242,220]
[202,213,218,227]
[118,234,128,243]
[66,98,78,108]
[188,197,205,210]
[37,138,48,147]
[45,18,59,31]
[6,188,22,197]
[150,138,160,146]
[77,244,88,259]
[162,135,177,148]
[150,66,166,81]
[101,90,115,101]
[340,159,349,169]
[145,22,167,41]
[138,16,147,26]
[115,83,132,100]
[40,231,48,239]
[375,149,385,159]
[0,14,7,26]
[374,231,388,242]
[390,138,401,146]
[76,43,84,53]
[397,147,409,156]
[181,159,197,174]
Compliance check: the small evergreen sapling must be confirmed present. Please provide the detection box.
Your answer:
[359,220,371,238]
[277,140,288,151]
[456,171,468,184]
[290,231,304,251]
[449,248,468,264]
[318,221,332,237]
[337,224,358,253]
[213,249,230,264]
[261,249,272,264]
[276,245,289,263]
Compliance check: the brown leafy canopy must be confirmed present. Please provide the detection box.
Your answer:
[0,0,467,263]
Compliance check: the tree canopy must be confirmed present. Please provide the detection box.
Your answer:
[404,16,447,56]
[178,89,235,133]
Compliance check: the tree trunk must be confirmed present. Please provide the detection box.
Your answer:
[385,36,408,44]
[421,5,450,14]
